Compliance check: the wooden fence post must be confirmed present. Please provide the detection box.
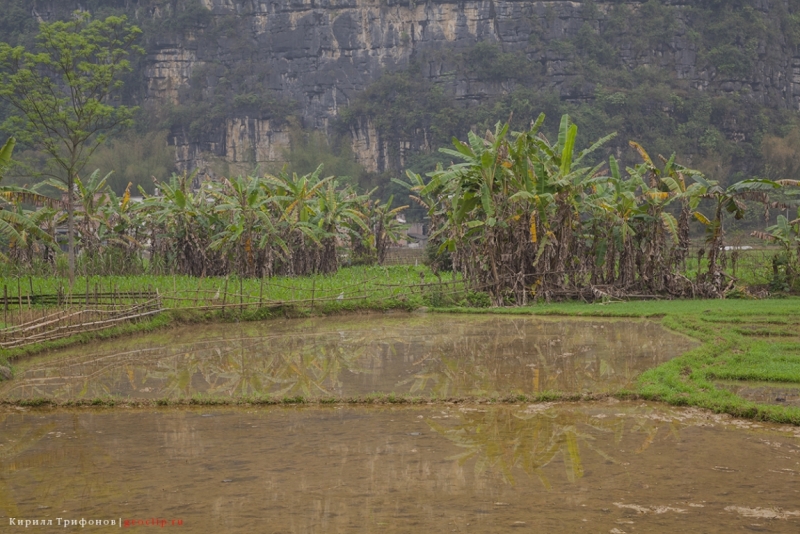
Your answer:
[259,276,264,308]
[311,278,316,309]
[222,277,228,317]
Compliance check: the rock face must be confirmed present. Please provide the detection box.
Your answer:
[34,0,800,173]
[172,117,291,175]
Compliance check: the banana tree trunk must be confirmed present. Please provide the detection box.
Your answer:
[67,173,76,287]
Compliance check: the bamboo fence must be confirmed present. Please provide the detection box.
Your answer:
[0,275,479,350]
[0,259,727,351]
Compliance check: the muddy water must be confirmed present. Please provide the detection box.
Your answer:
[0,314,696,400]
[1,401,799,533]
[717,380,800,407]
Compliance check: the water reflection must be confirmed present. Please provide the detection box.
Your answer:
[427,403,690,488]
[0,414,54,517]
[716,380,800,407]
[1,403,798,532]
[0,411,119,519]
[1,315,697,399]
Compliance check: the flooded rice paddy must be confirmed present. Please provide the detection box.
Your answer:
[2,401,800,533]
[4,313,793,532]
[0,314,697,400]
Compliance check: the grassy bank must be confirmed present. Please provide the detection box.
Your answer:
[0,264,452,360]
[0,391,631,409]
[2,266,800,425]
[0,294,431,363]
[0,265,446,312]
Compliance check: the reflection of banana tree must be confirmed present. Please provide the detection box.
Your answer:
[398,354,497,397]
[189,335,375,397]
[147,352,208,398]
[45,362,127,400]
[142,338,267,397]
[398,331,635,396]
[0,415,55,516]
[267,342,371,397]
[0,413,119,517]
[428,405,683,488]
[207,348,272,396]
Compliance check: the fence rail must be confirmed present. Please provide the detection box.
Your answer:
[1,245,776,352]
[383,248,426,265]
[0,298,164,349]
[0,275,480,351]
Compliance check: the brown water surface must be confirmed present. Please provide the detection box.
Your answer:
[1,402,799,532]
[717,380,800,406]
[0,314,696,399]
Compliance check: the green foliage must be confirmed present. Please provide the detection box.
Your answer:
[337,66,461,151]
[165,58,297,140]
[85,130,176,194]
[338,0,793,189]
[0,136,56,261]
[705,44,753,77]
[0,0,39,47]
[606,1,677,55]
[464,291,491,308]
[0,137,13,179]
[0,12,143,281]
[460,42,539,82]
[0,13,143,178]
[424,237,452,272]
[279,124,364,188]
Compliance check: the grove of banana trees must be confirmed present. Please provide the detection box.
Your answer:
[398,115,800,304]
[0,152,409,278]
[1,111,799,301]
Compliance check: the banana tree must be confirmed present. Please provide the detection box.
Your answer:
[582,155,642,286]
[313,181,369,274]
[371,195,409,265]
[139,171,225,276]
[691,176,779,287]
[45,169,113,260]
[262,166,330,275]
[752,203,800,290]
[210,174,286,277]
[625,145,693,292]
[0,137,56,263]
[96,183,142,273]
[508,115,613,298]
[428,121,513,301]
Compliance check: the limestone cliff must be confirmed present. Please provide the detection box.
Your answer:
[26,0,800,174]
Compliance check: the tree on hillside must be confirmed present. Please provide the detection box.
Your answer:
[0,12,142,285]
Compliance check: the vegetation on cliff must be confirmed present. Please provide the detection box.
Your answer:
[2,1,800,203]
[341,0,800,193]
